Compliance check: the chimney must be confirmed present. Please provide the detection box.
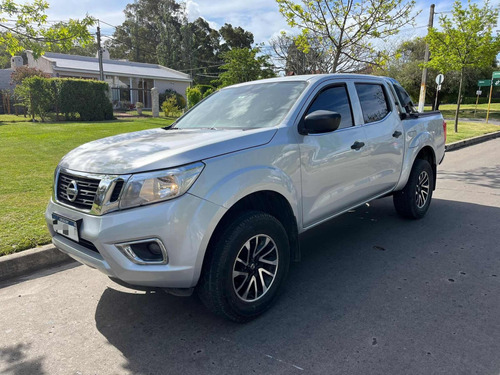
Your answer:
[96,49,111,60]
[11,56,23,69]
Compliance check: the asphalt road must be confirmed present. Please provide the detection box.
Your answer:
[1,139,499,375]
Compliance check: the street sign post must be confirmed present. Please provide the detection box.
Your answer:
[486,71,500,123]
[434,74,444,109]
[478,80,492,87]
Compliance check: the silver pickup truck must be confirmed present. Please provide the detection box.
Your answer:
[46,74,446,321]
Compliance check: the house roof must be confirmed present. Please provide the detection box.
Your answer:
[42,53,191,82]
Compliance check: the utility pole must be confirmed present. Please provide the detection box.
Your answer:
[97,20,104,81]
[417,4,435,113]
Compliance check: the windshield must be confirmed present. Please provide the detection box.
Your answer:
[174,81,308,129]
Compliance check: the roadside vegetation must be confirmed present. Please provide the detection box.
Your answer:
[434,103,500,122]
[0,115,174,256]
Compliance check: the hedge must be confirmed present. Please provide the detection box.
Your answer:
[16,77,113,121]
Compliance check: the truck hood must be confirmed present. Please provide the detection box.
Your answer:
[59,127,277,174]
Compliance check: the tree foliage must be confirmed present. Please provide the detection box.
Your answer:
[105,0,257,85]
[270,32,330,74]
[10,65,50,85]
[218,47,275,87]
[426,0,500,131]
[374,37,497,108]
[0,0,95,58]
[276,0,418,73]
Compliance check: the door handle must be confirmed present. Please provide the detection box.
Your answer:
[392,130,402,138]
[351,141,365,150]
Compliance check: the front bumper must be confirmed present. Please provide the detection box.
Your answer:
[45,193,225,288]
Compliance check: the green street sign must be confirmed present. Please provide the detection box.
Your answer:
[492,71,500,79]
[494,79,500,87]
[478,80,491,86]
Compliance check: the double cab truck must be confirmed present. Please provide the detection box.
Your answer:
[46,74,446,322]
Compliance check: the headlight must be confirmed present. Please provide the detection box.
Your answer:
[119,162,204,209]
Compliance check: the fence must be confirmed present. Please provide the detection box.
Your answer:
[0,91,25,115]
[111,88,152,109]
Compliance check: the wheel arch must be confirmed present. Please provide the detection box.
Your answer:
[200,190,300,284]
[414,146,437,190]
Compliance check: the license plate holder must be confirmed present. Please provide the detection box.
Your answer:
[52,213,81,242]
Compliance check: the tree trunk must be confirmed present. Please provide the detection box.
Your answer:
[454,68,464,133]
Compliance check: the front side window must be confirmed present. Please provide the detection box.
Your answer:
[306,85,353,129]
[355,83,391,124]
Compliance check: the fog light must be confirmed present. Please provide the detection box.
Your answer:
[115,239,168,265]
[148,242,162,255]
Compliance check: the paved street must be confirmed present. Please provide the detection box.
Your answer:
[1,139,499,375]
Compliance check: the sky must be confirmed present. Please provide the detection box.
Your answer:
[36,0,480,46]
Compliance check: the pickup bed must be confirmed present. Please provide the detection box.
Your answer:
[46,74,446,321]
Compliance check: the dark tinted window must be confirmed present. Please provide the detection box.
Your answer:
[393,84,416,114]
[306,85,353,129]
[355,83,391,123]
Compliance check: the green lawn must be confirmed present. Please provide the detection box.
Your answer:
[445,121,500,143]
[426,103,500,121]
[0,115,174,256]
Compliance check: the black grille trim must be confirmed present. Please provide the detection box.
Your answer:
[57,172,100,210]
[110,179,124,202]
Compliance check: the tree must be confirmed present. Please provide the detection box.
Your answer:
[270,32,331,74]
[218,47,275,87]
[220,23,253,50]
[0,0,95,58]
[276,0,418,73]
[10,65,50,85]
[105,1,256,85]
[426,0,500,132]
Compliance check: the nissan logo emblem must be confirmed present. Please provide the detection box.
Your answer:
[66,180,79,202]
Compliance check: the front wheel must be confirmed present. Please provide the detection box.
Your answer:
[393,159,434,219]
[197,211,290,322]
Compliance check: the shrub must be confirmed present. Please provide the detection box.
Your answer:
[15,77,113,121]
[203,87,215,98]
[159,89,186,109]
[15,76,54,121]
[57,79,114,121]
[196,84,215,96]
[162,96,179,117]
[135,101,144,109]
[186,87,202,108]
[10,66,50,85]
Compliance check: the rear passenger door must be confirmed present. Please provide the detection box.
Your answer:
[353,81,404,196]
[299,83,372,228]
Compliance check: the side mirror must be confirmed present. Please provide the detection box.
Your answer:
[301,110,341,135]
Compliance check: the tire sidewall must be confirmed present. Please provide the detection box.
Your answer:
[217,213,290,319]
[408,159,434,218]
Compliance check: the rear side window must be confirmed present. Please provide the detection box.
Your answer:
[393,84,417,114]
[355,83,391,123]
[306,85,353,129]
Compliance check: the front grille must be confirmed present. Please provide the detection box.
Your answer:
[57,171,100,210]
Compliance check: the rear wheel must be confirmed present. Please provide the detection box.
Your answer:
[393,159,434,219]
[198,211,290,322]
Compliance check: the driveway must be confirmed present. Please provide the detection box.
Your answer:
[1,139,499,375]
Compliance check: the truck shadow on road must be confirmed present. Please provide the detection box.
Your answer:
[94,197,500,375]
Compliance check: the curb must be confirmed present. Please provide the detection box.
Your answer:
[0,244,73,282]
[445,130,500,151]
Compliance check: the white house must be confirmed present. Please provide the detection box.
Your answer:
[26,50,191,108]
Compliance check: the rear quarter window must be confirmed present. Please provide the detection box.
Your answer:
[355,83,391,123]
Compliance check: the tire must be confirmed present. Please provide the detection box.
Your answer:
[197,211,290,322]
[393,159,434,219]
